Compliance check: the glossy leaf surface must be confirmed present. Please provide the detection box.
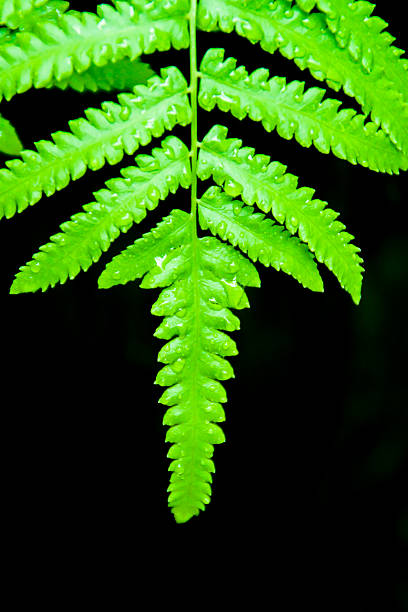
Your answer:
[198,125,364,304]
[0,67,191,219]
[0,0,406,522]
[101,211,259,522]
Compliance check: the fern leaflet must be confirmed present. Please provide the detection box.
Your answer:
[198,185,323,292]
[0,0,405,522]
[0,0,189,101]
[100,212,259,522]
[11,135,192,293]
[0,110,22,154]
[0,67,191,219]
[296,0,408,92]
[0,0,48,28]
[198,0,408,155]
[197,124,364,303]
[199,48,408,174]
[48,57,155,93]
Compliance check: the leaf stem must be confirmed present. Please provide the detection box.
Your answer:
[189,0,198,224]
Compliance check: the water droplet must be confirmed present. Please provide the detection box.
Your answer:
[217,221,227,235]
[258,248,266,260]
[225,179,241,197]
[174,462,184,474]
[208,297,222,311]
[120,107,131,121]
[172,359,185,373]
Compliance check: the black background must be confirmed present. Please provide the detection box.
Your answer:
[1,1,407,607]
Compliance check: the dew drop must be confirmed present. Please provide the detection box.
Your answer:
[120,107,131,121]
[217,221,227,235]
[172,359,185,373]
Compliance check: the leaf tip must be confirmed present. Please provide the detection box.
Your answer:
[172,507,198,524]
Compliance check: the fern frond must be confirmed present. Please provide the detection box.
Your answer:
[198,185,323,292]
[197,0,408,156]
[10,136,191,293]
[0,111,22,155]
[101,215,259,522]
[199,48,408,174]
[306,0,408,98]
[197,124,364,303]
[0,67,191,220]
[0,1,68,46]
[155,235,259,523]
[0,0,48,28]
[0,1,68,41]
[48,58,155,93]
[98,208,192,289]
[0,0,189,101]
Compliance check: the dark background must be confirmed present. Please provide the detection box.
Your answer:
[1,0,407,607]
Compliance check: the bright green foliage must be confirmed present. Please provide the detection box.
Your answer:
[49,58,155,93]
[199,48,408,174]
[99,208,193,289]
[198,186,323,292]
[0,0,49,28]
[295,1,408,86]
[0,0,189,101]
[198,0,408,156]
[11,136,192,292]
[0,111,22,154]
[197,125,363,304]
[0,66,191,219]
[101,209,259,522]
[0,0,406,522]
[0,0,68,41]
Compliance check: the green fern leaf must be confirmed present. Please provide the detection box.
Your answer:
[198,185,324,292]
[0,0,189,101]
[294,0,317,11]
[0,111,22,155]
[198,0,408,156]
[48,58,155,93]
[98,208,192,289]
[101,215,260,522]
[0,0,48,28]
[0,1,68,40]
[0,1,68,47]
[197,124,364,303]
[0,67,191,220]
[310,0,408,95]
[154,235,259,523]
[11,136,191,293]
[1,0,405,523]
[199,48,408,174]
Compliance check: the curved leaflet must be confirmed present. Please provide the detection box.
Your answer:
[0,67,191,219]
[0,0,405,522]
